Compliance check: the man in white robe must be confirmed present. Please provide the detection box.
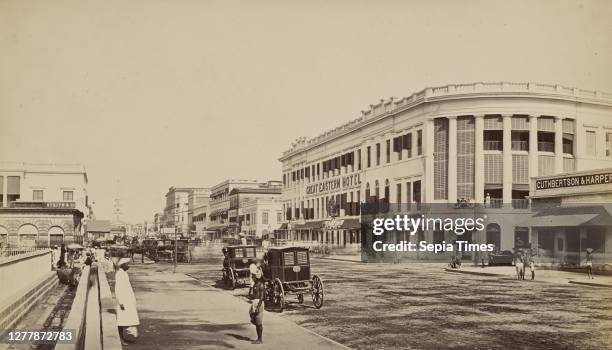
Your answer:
[115,258,140,344]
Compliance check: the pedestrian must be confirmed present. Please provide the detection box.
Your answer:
[585,248,594,279]
[528,257,535,280]
[115,258,140,345]
[249,278,265,344]
[249,257,263,297]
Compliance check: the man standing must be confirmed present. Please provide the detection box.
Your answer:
[250,278,265,344]
[115,258,140,345]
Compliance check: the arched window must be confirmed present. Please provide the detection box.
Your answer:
[375,180,380,201]
[48,226,65,247]
[384,179,390,203]
[0,226,8,246]
[486,223,501,251]
[18,224,38,247]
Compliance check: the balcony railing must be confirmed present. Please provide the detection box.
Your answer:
[484,198,503,208]
[538,141,555,152]
[511,140,529,151]
[512,199,530,209]
[484,140,502,151]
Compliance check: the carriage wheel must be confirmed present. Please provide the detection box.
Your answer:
[311,275,324,309]
[272,278,285,311]
[297,293,304,304]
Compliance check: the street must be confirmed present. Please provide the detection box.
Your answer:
[169,251,612,350]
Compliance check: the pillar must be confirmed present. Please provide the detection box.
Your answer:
[529,115,539,180]
[474,115,485,204]
[502,114,513,204]
[448,116,457,203]
[424,117,435,202]
[2,176,6,207]
[554,116,564,174]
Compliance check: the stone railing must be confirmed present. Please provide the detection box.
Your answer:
[280,81,612,158]
[55,265,123,350]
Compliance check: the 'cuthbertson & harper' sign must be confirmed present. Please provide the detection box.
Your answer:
[306,174,361,195]
[536,171,612,190]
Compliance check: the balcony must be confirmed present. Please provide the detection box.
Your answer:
[512,199,530,209]
[538,141,555,152]
[484,140,502,151]
[511,140,529,151]
[484,198,503,208]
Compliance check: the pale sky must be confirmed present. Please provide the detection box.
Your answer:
[1,0,611,223]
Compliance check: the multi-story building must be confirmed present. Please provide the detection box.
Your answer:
[229,183,283,237]
[163,187,202,236]
[208,179,281,240]
[279,82,612,254]
[0,162,90,247]
[188,188,211,239]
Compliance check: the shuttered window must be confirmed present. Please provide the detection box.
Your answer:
[484,116,503,130]
[457,116,475,199]
[563,158,576,173]
[562,119,575,134]
[7,176,20,195]
[586,130,597,156]
[296,251,308,265]
[484,154,503,184]
[538,155,555,176]
[284,252,295,265]
[511,116,529,130]
[512,155,529,184]
[433,118,449,200]
[538,117,555,132]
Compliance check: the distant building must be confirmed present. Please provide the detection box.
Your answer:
[188,188,210,239]
[163,187,201,236]
[86,220,111,240]
[208,180,281,240]
[232,186,283,237]
[0,162,90,247]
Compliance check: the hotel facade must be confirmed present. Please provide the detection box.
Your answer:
[278,82,612,256]
[0,162,90,247]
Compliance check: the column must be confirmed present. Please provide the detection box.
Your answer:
[502,114,513,204]
[529,115,539,179]
[554,116,564,174]
[448,116,458,203]
[474,115,485,204]
[2,176,6,207]
[424,118,435,202]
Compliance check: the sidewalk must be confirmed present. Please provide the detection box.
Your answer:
[444,265,612,288]
[126,265,349,350]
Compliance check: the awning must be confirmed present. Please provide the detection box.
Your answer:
[522,205,612,228]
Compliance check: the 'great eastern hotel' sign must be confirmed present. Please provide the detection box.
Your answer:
[536,171,612,190]
[306,173,361,195]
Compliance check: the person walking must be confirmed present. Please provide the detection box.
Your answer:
[115,258,140,345]
[249,278,265,344]
[585,248,594,279]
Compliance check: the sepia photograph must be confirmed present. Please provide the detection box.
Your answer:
[1,1,611,349]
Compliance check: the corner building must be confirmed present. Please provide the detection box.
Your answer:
[279,82,612,254]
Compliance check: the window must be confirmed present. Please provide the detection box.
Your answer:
[262,212,269,225]
[538,132,555,152]
[396,183,401,203]
[367,146,371,168]
[376,143,381,165]
[357,149,362,170]
[511,131,529,151]
[386,140,391,163]
[63,191,74,201]
[586,130,597,156]
[277,212,282,222]
[406,133,413,157]
[417,130,423,155]
[33,190,43,201]
[607,133,612,158]
[484,130,503,150]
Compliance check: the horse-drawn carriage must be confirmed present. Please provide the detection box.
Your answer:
[263,246,324,312]
[222,245,257,289]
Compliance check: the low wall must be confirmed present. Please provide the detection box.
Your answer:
[0,249,52,310]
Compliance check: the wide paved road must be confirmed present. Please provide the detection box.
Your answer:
[179,252,612,350]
